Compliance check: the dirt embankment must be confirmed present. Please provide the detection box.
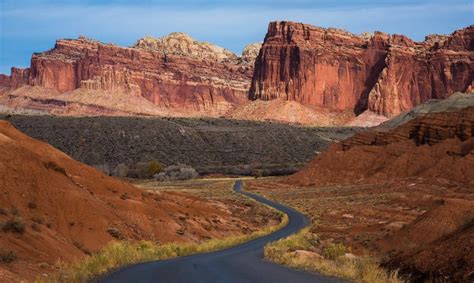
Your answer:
[0,121,275,282]
[267,105,474,281]
[287,106,474,186]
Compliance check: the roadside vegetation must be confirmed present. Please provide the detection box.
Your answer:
[37,182,289,283]
[264,227,403,283]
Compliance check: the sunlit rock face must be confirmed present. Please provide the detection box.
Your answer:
[1,34,262,116]
[250,21,474,117]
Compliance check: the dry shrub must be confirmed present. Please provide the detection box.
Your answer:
[2,217,25,233]
[264,228,403,283]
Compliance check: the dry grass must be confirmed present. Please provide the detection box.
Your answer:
[37,181,289,283]
[264,228,403,283]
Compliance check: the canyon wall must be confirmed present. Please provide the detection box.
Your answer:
[1,34,261,116]
[250,21,473,116]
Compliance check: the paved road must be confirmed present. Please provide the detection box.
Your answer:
[98,181,342,283]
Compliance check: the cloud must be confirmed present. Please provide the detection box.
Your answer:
[0,1,473,74]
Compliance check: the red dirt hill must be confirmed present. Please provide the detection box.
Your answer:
[284,99,474,281]
[286,106,474,186]
[0,121,256,281]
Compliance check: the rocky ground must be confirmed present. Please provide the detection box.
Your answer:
[0,115,359,175]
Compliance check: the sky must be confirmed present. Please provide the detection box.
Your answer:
[0,0,473,74]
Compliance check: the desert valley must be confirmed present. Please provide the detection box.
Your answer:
[0,2,473,282]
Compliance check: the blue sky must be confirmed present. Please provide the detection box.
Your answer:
[0,0,473,74]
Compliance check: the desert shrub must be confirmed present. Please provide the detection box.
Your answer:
[44,161,67,176]
[0,249,17,264]
[112,163,129,177]
[10,207,20,216]
[31,222,41,232]
[2,217,25,233]
[27,201,37,209]
[32,216,44,224]
[129,162,152,179]
[264,229,402,283]
[323,243,348,260]
[0,207,7,215]
[148,160,163,176]
[154,165,198,181]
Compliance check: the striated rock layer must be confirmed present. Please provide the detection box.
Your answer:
[0,34,261,116]
[250,21,474,117]
[286,94,474,186]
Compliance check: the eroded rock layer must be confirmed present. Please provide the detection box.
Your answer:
[250,21,474,116]
[286,93,474,186]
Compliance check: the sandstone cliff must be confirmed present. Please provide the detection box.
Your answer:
[250,21,474,117]
[0,34,261,116]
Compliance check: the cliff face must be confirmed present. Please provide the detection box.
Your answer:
[250,22,474,116]
[2,34,261,116]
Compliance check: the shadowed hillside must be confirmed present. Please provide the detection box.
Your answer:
[0,115,358,175]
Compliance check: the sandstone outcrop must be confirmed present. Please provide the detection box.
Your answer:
[0,34,261,116]
[250,21,474,117]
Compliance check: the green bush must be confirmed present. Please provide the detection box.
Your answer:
[148,160,163,175]
[323,243,348,260]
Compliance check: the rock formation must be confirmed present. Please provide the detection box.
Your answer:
[250,21,474,117]
[285,93,474,186]
[0,34,261,116]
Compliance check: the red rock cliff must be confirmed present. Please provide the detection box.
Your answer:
[250,21,474,116]
[4,34,261,115]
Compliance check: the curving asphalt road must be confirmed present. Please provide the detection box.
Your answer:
[97,181,343,283]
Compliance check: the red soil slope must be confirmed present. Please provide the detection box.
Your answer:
[284,105,474,281]
[0,121,257,281]
[381,199,474,282]
[287,107,474,186]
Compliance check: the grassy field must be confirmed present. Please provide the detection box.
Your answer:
[37,179,289,282]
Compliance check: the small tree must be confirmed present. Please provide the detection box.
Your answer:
[148,160,163,176]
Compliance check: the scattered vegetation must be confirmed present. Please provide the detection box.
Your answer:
[0,249,18,264]
[2,217,26,234]
[27,201,38,210]
[0,207,7,215]
[39,211,289,282]
[111,163,129,177]
[148,160,163,176]
[5,115,358,177]
[106,227,123,240]
[154,165,199,181]
[196,163,302,177]
[31,222,41,232]
[323,243,349,260]
[264,229,403,283]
